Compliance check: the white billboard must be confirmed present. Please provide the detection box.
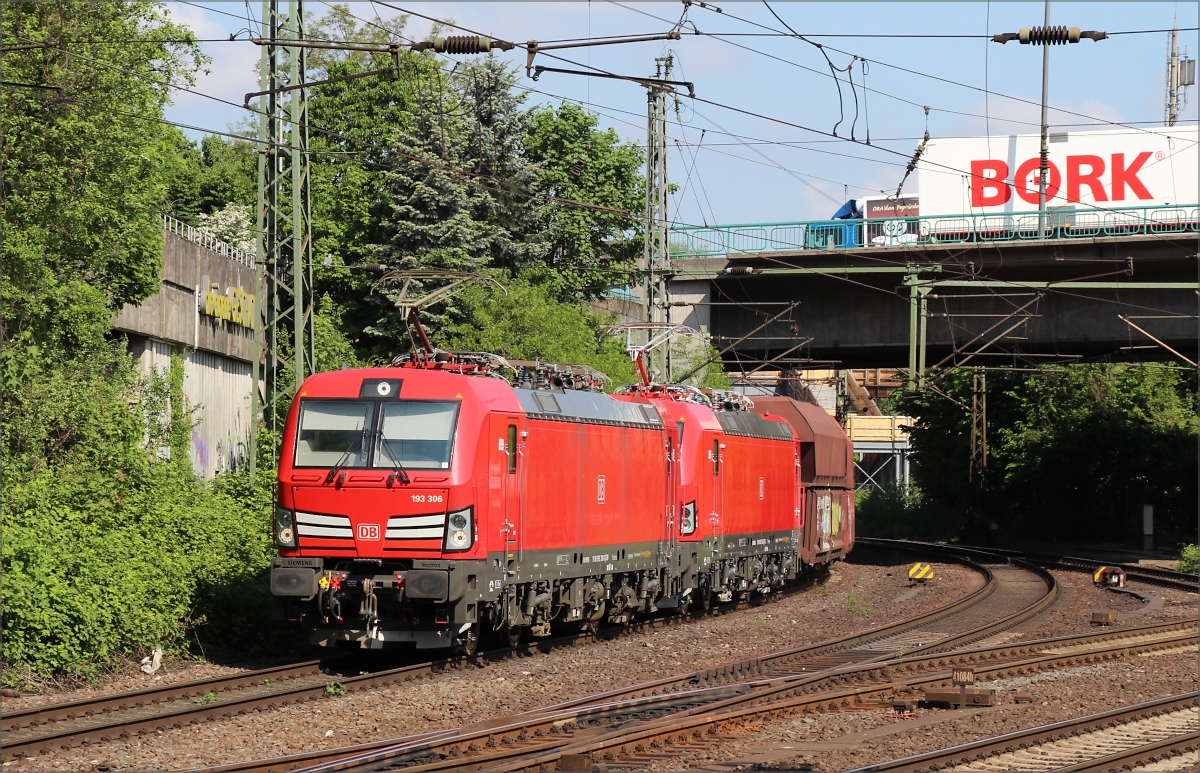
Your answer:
[917,126,1198,218]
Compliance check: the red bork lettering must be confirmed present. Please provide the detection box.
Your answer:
[1111,152,1153,200]
[970,159,1010,207]
[1013,158,1061,205]
[1066,155,1108,203]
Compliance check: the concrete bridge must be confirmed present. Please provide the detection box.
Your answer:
[665,205,1198,379]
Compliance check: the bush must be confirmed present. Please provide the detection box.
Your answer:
[1178,544,1198,575]
[1,342,283,680]
[1,463,277,680]
[855,484,952,540]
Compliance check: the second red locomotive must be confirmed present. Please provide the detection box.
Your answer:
[270,353,854,653]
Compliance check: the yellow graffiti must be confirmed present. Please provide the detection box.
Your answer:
[203,286,255,329]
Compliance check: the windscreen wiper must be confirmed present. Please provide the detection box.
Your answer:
[325,426,366,483]
[375,429,411,485]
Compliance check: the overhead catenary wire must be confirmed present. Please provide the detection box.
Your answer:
[35,25,1199,45]
[33,82,1193,318]
[17,5,1195,316]
[763,0,853,138]
[358,2,1200,229]
[328,2,889,201]
[214,6,1200,323]
[328,0,1191,204]
[678,0,1199,140]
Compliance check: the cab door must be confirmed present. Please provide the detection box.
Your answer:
[489,415,523,571]
[707,432,724,561]
[660,434,678,566]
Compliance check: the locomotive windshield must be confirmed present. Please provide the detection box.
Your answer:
[294,400,372,467]
[374,401,459,469]
[292,399,459,469]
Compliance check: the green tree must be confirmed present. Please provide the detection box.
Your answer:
[903,364,1198,545]
[1,4,288,680]
[522,103,645,298]
[195,135,258,216]
[436,274,638,387]
[305,8,441,362]
[1,1,205,353]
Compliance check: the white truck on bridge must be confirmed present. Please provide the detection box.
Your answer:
[917,125,1198,217]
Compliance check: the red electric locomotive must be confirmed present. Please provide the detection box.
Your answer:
[270,351,854,653]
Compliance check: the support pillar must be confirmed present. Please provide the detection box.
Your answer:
[906,268,919,391]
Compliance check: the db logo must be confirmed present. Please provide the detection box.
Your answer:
[357,523,381,541]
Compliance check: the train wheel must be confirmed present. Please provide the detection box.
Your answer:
[504,622,523,650]
[455,624,480,657]
[677,597,692,617]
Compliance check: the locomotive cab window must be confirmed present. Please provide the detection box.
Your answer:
[713,438,720,476]
[374,401,460,470]
[507,424,517,474]
[295,400,373,468]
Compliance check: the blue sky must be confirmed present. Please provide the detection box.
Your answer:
[164,1,1199,225]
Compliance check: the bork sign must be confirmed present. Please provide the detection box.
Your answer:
[917,127,1198,217]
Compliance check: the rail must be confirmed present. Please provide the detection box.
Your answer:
[847,691,1200,772]
[162,214,255,267]
[670,203,1200,257]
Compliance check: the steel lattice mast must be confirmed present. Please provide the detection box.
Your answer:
[643,55,672,382]
[252,0,314,475]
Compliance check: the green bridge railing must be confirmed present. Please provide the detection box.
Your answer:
[669,203,1200,258]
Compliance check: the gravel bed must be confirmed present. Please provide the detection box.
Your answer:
[658,648,1199,771]
[1013,569,1198,642]
[5,557,974,772]
[0,658,301,713]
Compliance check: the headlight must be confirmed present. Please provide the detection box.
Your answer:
[443,506,473,551]
[680,501,697,536]
[275,506,297,548]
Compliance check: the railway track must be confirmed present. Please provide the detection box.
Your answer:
[272,620,1195,773]
[865,539,1200,593]
[849,691,1199,772]
[0,560,833,761]
[189,549,1099,772]
[10,542,1186,769]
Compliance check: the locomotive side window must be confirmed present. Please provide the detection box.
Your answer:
[295,400,373,468]
[713,438,720,476]
[374,401,460,469]
[507,425,517,474]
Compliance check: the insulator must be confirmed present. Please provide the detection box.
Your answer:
[1018,26,1081,45]
[429,36,514,54]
